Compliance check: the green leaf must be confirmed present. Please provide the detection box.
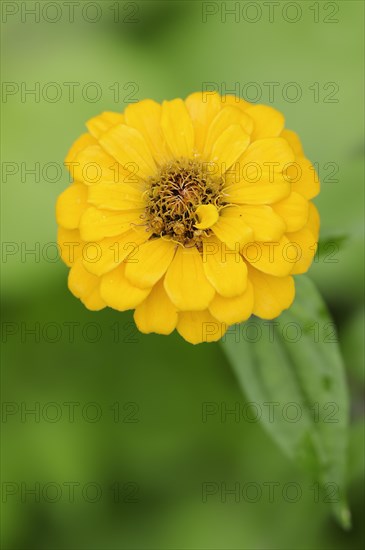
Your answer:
[220,275,350,528]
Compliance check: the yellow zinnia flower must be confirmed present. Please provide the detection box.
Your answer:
[56,92,320,344]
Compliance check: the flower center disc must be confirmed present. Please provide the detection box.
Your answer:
[144,159,224,245]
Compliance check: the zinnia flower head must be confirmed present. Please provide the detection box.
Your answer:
[56,92,320,344]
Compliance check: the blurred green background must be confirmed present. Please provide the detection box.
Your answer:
[1,1,364,548]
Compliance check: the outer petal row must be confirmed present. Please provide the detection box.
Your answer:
[66,240,297,343]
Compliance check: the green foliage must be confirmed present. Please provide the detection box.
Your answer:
[221,276,350,528]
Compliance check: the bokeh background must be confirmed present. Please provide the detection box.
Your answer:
[1,1,364,548]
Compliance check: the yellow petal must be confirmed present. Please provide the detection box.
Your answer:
[287,226,318,275]
[177,310,226,344]
[56,183,88,229]
[72,144,143,188]
[237,137,295,178]
[281,129,304,157]
[211,207,253,250]
[245,105,285,140]
[248,265,295,319]
[68,258,106,311]
[73,145,115,186]
[195,204,219,229]
[222,95,251,111]
[57,227,83,267]
[273,192,309,232]
[185,91,222,153]
[79,207,145,241]
[202,237,248,297]
[100,124,157,180]
[276,202,318,276]
[202,106,253,159]
[125,238,177,288]
[235,205,286,241]
[307,203,320,237]
[225,181,291,205]
[161,98,195,158]
[124,99,172,165]
[209,124,250,174]
[288,157,320,200]
[86,111,125,139]
[87,183,145,211]
[100,263,151,311]
[164,245,215,311]
[65,133,96,167]
[223,137,295,205]
[242,236,293,277]
[83,228,151,277]
[209,280,254,324]
[134,279,178,335]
